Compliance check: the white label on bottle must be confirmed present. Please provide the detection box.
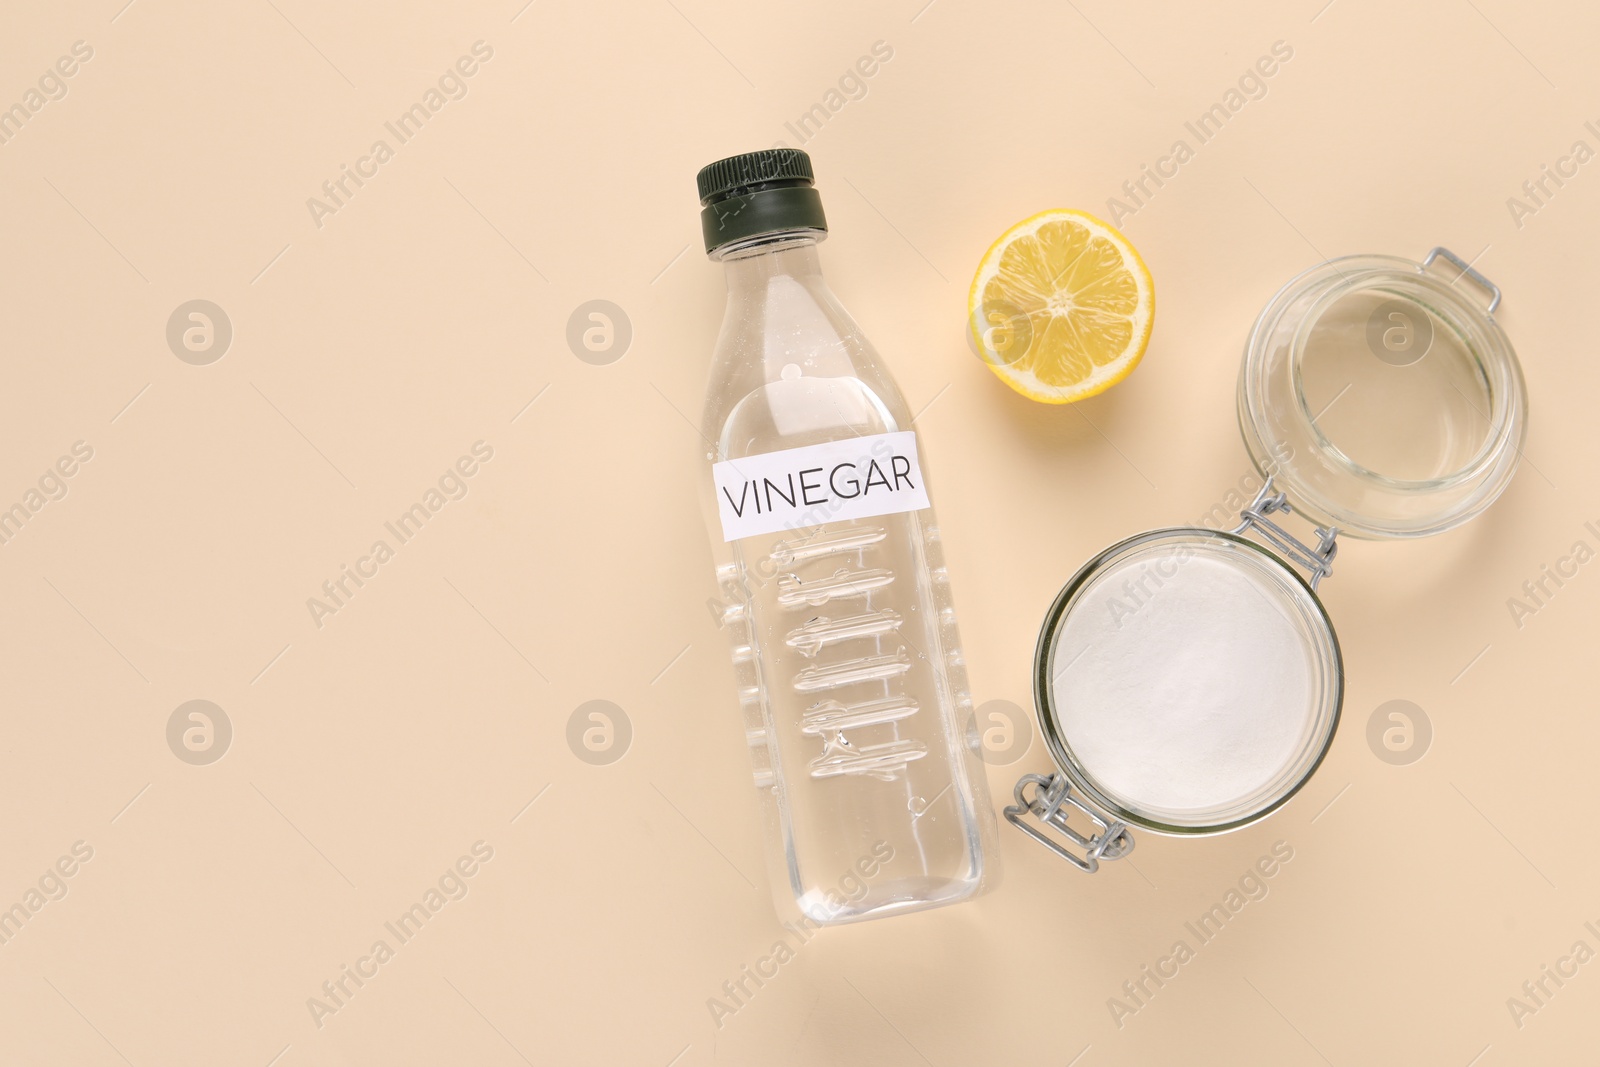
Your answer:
[712,430,931,542]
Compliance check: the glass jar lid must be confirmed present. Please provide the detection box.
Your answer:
[1034,529,1342,835]
[1238,249,1528,539]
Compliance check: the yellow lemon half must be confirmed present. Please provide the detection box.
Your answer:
[969,209,1154,404]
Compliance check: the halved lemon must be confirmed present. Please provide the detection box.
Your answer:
[969,209,1154,404]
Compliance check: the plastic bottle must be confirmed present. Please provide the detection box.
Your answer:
[695,149,996,924]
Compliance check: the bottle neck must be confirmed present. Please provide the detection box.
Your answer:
[715,232,825,293]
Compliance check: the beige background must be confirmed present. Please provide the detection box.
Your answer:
[0,0,1596,1063]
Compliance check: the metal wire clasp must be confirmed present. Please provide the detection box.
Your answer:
[1423,246,1501,316]
[1004,773,1134,873]
[1232,478,1338,589]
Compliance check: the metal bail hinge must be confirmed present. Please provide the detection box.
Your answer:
[1004,773,1134,873]
[1422,246,1501,316]
[1232,478,1338,589]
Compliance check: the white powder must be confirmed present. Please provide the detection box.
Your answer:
[1051,540,1323,821]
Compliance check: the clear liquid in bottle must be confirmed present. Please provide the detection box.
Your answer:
[695,149,997,924]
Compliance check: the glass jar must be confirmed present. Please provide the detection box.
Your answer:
[1006,248,1528,868]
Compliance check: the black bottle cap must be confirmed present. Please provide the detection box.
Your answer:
[696,148,827,254]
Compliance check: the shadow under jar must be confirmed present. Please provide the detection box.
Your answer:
[1008,248,1528,868]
